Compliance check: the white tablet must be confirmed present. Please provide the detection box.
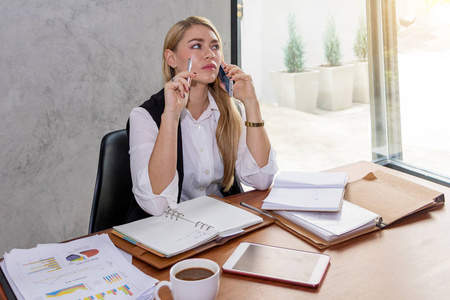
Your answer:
[222,242,330,287]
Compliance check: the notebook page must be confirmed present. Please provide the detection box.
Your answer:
[262,187,344,211]
[175,196,263,237]
[113,214,219,257]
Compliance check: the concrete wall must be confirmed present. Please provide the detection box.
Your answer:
[0,0,231,255]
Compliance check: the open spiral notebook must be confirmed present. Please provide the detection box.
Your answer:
[112,196,263,258]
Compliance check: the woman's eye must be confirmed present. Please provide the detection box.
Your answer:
[192,44,201,49]
[212,45,220,50]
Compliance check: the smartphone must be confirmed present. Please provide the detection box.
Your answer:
[218,62,233,97]
[222,242,330,287]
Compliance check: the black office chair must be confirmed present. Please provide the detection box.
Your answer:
[89,129,135,233]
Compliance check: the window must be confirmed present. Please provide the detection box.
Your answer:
[235,0,450,185]
[369,0,450,185]
[237,0,371,172]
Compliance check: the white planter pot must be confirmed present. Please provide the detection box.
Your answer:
[314,64,354,111]
[352,61,370,103]
[270,70,320,113]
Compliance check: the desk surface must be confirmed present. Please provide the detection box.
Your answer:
[2,161,449,299]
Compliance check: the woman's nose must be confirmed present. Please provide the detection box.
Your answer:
[204,47,215,59]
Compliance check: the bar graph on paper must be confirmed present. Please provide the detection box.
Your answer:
[45,284,134,299]
[23,257,61,275]
[80,285,134,300]
[103,273,123,284]
[32,265,105,285]
[4,235,156,300]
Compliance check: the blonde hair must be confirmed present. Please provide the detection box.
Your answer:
[162,16,242,192]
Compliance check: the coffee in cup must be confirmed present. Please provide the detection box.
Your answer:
[154,258,220,300]
[175,267,215,281]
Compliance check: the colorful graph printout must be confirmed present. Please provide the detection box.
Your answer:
[82,287,133,300]
[3,234,157,299]
[118,285,133,296]
[81,249,99,257]
[45,283,88,297]
[81,292,109,300]
[66,249,100,262]
[104,273,122,284]
[23,257,61,274]
[66,254,84,262]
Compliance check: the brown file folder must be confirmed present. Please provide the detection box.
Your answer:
[272,169,445,249]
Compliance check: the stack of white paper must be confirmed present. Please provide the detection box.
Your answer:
[262,171,348,212]
[276,200,380,242]
[1,234,158,300]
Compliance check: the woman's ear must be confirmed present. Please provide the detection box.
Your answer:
[165,49,176,69]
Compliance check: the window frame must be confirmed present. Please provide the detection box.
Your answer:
[231,0,242,66]
[368,0,450,187]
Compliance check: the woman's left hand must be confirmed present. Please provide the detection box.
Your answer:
[220,62,257,106]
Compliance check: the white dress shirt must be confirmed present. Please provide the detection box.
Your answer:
[128,92,278,216]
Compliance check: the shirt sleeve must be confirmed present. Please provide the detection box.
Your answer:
[128,107,178,216]
[234,102,279,190]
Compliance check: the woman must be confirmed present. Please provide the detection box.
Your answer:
[127,16,278,219]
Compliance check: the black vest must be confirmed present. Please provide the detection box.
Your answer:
[126,89,242,222]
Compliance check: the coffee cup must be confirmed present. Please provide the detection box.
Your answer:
[154,258,220,300]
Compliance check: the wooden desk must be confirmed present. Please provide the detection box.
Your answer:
[2,161,449,299]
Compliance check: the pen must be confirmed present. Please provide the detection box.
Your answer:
[240,202,276,220]
[187,58,192,85]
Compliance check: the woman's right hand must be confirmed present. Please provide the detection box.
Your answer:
[163,71,196,120]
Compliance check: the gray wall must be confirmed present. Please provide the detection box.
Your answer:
[0,0,231,255]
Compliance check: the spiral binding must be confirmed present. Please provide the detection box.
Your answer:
[164,208,213,230]
[195,221,213,231]
[165,209,184,221]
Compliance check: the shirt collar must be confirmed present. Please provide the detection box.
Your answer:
[180,91,219,122]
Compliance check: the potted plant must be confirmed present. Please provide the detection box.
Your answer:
[315,16,354,111]
[270,13,320,113]
[352,16,369,103]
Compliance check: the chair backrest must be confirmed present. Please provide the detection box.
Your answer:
[89,129,134,233]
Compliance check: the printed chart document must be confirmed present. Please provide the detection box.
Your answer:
[262,171,348,212]
[1,234,158,300]
[113,196,263,258]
